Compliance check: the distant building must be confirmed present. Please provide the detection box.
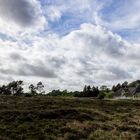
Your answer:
[113,84,140,98]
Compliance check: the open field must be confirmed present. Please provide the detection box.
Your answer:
[0,96,139,140]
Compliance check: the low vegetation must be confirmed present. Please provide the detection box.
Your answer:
[0,96,139,139]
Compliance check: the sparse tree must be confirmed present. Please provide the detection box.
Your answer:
[92,86,99,97]
[112,83,121,92]
[36,82,45,94]
[100,85,107,91]
[122,81,128,88]
[8,81,23,96]
[83,85,87,93]
[29,84,37,95]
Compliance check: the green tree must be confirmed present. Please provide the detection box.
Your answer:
[0,85,11,95]
[98,92,105,99]
[92,86,99,97]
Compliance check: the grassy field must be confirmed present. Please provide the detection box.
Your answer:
[0,96,139,140]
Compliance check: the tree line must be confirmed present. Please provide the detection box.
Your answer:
[0,80,140,98]
[48,85,109,99]
[0,81,106,98]
[48,80,140,98]
[0,81,45,96]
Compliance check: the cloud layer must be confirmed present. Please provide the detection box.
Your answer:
[0,0,38,26]
[0,0,140,91]
[0,0,46,36]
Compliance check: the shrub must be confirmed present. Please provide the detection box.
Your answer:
[24,93,32,97]
[105,92,113,98]
[98,92,105,99]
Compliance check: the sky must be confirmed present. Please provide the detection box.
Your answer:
[0,0,140,91]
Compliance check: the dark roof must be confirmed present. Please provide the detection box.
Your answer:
[113,88,125,97]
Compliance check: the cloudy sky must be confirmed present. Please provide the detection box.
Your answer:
[0,0,140,91]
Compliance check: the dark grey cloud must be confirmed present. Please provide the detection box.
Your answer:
[18,63,57,78]
[0,68,15,75]
[0,0,38,26]
[47,56,66,68]
[9,53,27,61]
[0,63,57,79]
[107,66,132,80]
[0,75,14,82]
[76,59,99,76]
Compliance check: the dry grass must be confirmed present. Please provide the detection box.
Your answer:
[0,96,139,139]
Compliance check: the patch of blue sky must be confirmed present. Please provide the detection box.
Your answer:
[48,13,87,36]
[49,10,94,36]
[0,33,16,42]
[0,33,34,46]
[99,0,127,22]
[116,28,140,42]
[40,0,56,5]
[40,0,65,6]
[40,0,96,36]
